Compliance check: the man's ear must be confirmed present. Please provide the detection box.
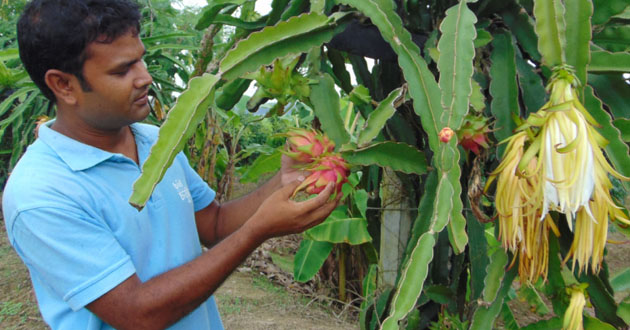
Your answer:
[44,69,79,105]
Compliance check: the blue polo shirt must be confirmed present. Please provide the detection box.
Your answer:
[2,122,224,330]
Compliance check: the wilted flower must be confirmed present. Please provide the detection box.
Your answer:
[563,285,587,330]
[488,132,558,283]
[489,66,629,283]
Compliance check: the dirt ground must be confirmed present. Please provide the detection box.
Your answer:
[0,216,357,330]
[2,211,630,329]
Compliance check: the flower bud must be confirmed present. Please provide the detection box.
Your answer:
[438,127,454,143]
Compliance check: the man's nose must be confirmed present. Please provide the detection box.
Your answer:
[134,61,153,89]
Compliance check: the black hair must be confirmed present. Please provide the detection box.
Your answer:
[17,0,141,101]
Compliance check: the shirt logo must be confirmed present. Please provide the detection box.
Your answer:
[172,179,192,203]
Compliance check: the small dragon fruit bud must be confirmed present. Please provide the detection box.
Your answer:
[293,154,349,198]
[285,128,335,163]
[439,127,454,143]
[457,114,492,155]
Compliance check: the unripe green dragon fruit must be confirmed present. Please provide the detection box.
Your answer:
[294,154,349,198]
[457,113,492,155]
[285,128,335,163]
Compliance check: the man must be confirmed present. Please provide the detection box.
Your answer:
[2,0,339,329]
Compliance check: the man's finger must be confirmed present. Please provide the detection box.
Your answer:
[278,179,304,199]
[296,182,335,211]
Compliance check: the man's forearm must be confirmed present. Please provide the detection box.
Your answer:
[213,172,282,240]
[88,220,265,330]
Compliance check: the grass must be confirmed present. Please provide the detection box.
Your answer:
[0,218,46,330]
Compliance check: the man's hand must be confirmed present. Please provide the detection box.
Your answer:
[244,179,340,241]
[280,153,310,187]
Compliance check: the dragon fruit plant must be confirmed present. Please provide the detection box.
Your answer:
[284,128,349,198]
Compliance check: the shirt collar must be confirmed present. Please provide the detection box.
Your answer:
[38,121,149,171]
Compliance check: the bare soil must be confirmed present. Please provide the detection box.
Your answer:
[2,213,629,329]
[0,216,357,330]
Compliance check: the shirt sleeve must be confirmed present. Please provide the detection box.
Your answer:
[9,206,136,311]
[177,153,216,211]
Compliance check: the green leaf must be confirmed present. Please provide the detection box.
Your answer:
[614,119,630,142]
[579,270,626,327]
[424,285,455,305]
[360,264,379,330]
[0,86,38,118]
[564,0,592,91]
[146,43,200,52]
[431,173,455,234]
[515,46,547,115]
[239,149,282,183]
[546,236,568,315]
[446,155,468,254]
[210,14,268,30]
[0,92,39,127]
[470,267,517,330]
[518,284,551,315]
[141,32,197,44]
[437,0,477,129]
[501,303,520,330]
[129,73,220,209]
[195,0,247,30]
[0,48,19,62]
[611,268,630,292]
[474,28,493,48]
[489,31,519,143]
[357,87,403,146]
[584,85,630,186]
[589,51,630,72]
[304,216,372,245]
[583,315,617,330]
[592,0,630,25]
[618,295,630,325]
[342,141,427,175]
[219,12,349,81]
[281,0,310,21]
[402,170,437,269]
[309,73,351,146]
[521,317,562,330]
[335,0,442,152]
[533,0,566,67]
[293,239,333,282]
[588,73,630,119]
[593,25,630,52]
[501,3,542,61]
[354,189,369,219]
[326,48,353,94]
[370,288,394,330]
[466,202,489,301]
[215,78,252,110]
[381,233,436,330]
[482,248,508,303]
[266,0,291,26]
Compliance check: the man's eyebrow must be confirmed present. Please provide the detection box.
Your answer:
[109,48,147,71]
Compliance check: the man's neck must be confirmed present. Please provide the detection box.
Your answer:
[51,114,139,164]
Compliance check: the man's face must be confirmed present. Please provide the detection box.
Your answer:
[75,30,153,131]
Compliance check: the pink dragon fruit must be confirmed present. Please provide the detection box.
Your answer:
[285,128,335,163]
[457,114,492,155]
[293,154,349,198]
